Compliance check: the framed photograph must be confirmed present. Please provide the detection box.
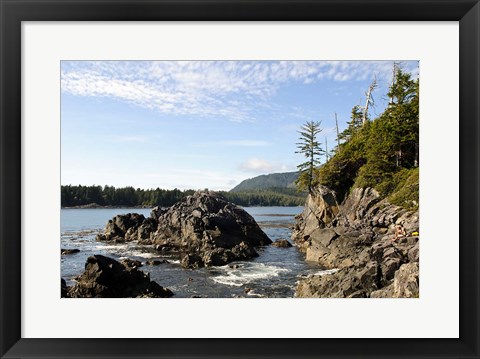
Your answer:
[1,0,479,358]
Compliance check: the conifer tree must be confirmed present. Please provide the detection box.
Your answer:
[295,121,324,193]
[339,105,363,142]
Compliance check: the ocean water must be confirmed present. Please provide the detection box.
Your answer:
[61,206,324,298]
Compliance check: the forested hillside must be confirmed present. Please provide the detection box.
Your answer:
[230,171,298,192]
[318,68,419,210]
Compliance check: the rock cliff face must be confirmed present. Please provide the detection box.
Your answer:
[293,186,419,298]
[96,190,271,268]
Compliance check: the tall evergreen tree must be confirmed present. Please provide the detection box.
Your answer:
[339,105,363,142]
[295,121,324,193]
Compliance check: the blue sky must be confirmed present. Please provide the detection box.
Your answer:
[61,60,419,191]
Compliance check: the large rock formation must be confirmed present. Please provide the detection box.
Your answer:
[151,190,271,268]
[96,190,271,267]
[65,255,173,298]
[293,187,419,298]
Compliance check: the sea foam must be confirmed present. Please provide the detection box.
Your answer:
[212,263,290,287]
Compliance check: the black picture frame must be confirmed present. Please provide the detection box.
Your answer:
[1,1,479,358]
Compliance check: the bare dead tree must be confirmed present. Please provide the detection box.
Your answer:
[325,136,329,162]
[389,62,400,105]
[362,75,377,125]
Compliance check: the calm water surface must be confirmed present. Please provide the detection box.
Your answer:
[61,206,324,298]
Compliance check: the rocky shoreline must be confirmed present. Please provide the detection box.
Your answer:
[61,188,419,298]
[292,186,419,298]
[95,190,271,269]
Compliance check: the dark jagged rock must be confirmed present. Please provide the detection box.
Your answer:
[272,239,293,248]
[146,259,169,265]
[150,206,168,221]
[181,253,205,269]
[96,213,147,242]
[181,242,259,268]
[294,186,419,298]
[61,278,69,298]
[67,255,173,298]
[153,190,271,247]
[154,190,270,267]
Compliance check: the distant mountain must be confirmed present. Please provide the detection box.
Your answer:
[230,171,299,192]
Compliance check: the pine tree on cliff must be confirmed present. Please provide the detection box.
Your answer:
[295,121,324,194]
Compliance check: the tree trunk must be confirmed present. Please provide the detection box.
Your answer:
[362,77,377,125]
[335,113,340,152]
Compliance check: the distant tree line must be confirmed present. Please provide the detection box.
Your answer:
[61,185,305,208]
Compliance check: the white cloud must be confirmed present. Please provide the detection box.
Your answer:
[239,157,292,174]
[61,60,419,122]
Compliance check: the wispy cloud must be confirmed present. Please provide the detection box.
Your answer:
[239,157,292,174]
[61,60,418,122]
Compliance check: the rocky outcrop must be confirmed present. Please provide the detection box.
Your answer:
[96,213,150,243]
[272,239,293,248]
[66,255,173,298]
[154,191,270,267]
[296,262,380,298]
[95,190,271,267]
[294,187,419,298]
[291,186,340,246]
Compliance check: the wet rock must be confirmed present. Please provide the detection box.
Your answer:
[181,253,205,269]
[271,239,293,248]
[120,258,143,268]
[231,241,259,260]
[68,255,173,298]
[202,248,234,267]
[146,259,168,265]
[61,248,80,255]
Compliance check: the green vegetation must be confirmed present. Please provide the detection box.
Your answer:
[318,68,419,209]
[61,185,305,208]
[295,121,324,193]
[230,171,298,192]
